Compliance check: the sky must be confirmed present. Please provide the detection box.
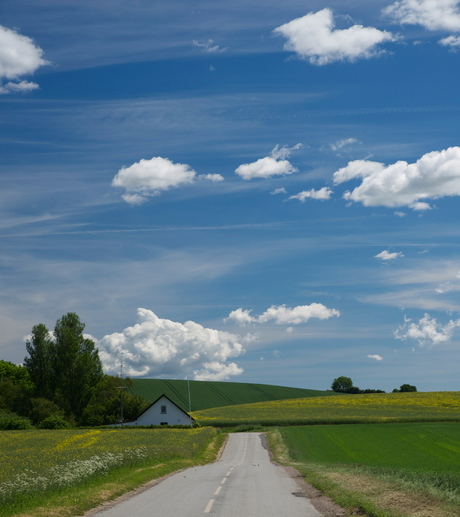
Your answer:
[2,0,460,392]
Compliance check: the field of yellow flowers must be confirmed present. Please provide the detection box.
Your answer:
[193,391,460,426]
[0,427,214,506]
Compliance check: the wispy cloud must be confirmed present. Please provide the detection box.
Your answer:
[193,39,227,53]
[235,144,302,180]
[375,250,404,260]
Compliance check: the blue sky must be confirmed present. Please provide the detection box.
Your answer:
[2,0,460,392]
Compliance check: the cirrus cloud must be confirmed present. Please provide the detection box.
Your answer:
[273,8,396,65]
[332,147,460,209]
[0,25,49,94]
[97,308,245,381]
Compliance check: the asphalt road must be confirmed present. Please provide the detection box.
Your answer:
[96,432,323,517]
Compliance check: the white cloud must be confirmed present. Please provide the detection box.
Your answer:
[270,188,287,195]
[375,250,404,260]
[383,0,460,32]
[235,144,302,180]
[112,157,222,203]
[289,187,333,202]
[395,313,460,346]
[368,354,383,361]
[193,39,227,53]
[225,308,256,326]
[226,303,340,326]
[439,35,460,48]
[98,308,245,380]
[330,138,360,152]
[333,147,460,209]
[0,25,49,94]
[394,211,406,217]
[273,8,396,65]
[199,173,225,182]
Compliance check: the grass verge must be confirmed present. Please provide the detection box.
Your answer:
[1,431,226,517]
[267,427,460,517]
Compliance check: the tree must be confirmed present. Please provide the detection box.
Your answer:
[331,376,354,392]
[24,324,54,399]
[393,384,417,393]
[52,313,103,419]
[24,313,104,422]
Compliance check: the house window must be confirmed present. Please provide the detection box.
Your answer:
[161,405,167,414]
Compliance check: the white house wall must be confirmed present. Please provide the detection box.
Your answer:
[135,396,191,426]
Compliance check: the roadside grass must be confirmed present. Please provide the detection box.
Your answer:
[268,423,460,517]
[193,391,460,426]
[0,427,225,517]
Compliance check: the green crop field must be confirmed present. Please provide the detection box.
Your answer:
[0,427,215,512]
[193,391,460,426]
[278,422,460,515]
[129,378,338,411]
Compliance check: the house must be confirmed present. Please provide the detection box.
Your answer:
[123,394,194,426]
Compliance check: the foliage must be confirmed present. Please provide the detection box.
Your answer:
[130,378,339,412]
[0,361,34,391]
[193,391,460,426]
[0,410,34,430]
[80,375,148,426]
[24,313,104,422]
[29,398,65,425]
[393,383,417,393]
[38,415,71,429]
[331,376,353,392]
[0,427,215,507]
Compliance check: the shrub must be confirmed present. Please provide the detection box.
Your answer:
[38,415,71,429]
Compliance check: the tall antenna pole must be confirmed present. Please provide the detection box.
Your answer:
[116,361,127,427]
[187,378,192,427]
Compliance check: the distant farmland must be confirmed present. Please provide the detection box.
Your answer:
[193,391,460,426]
[129,379,338,412]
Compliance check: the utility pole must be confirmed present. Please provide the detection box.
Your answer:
[116,362,127,426]
[187,377,192,427]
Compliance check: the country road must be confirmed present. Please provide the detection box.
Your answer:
[95,432,324,517]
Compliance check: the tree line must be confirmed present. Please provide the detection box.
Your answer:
[0,313,147,429]
[331,376,417,394]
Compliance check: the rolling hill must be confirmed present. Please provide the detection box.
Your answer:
[129,379,338,412]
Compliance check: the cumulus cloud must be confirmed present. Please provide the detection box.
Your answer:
[439,34,460,48]
[97,308,245,381]
[368,354,383,361]
[289,187,333,202]
[0,25,49,94]
[112,156,221,203]
[235,144,302,180]
[224,308,255,326]
[383,0,460,31]
[199,173,225,182]
[375,250,404,260]
[332,147,460,209]
[273,8,396,65]
[226,303,340,326]
[193,39,227,53]
[395,313,460,346]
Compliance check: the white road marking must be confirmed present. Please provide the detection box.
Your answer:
[221,477,227,484]
[214,486,222,496]
[204,499,214,513]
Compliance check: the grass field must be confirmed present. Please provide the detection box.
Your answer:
[276,423,460,516]
[0,427,216,515]
[129,378,338,411]
[193,391,460,426]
